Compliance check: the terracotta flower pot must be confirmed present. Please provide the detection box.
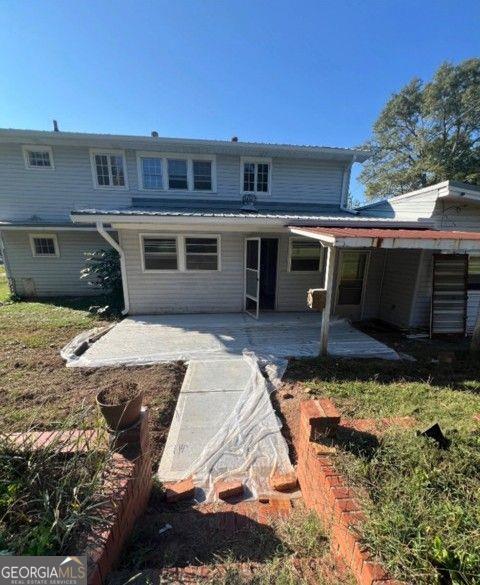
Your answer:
[96,388,144,431]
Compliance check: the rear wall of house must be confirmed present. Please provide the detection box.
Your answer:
[120,230,325,314]
[1,230,109,297]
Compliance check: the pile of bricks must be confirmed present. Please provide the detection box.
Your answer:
[85,410,153,585]
[296,399,401,585]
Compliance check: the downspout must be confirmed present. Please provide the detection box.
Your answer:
[340,155,358,215]
[95,221,130,315]
[0,231,16,297]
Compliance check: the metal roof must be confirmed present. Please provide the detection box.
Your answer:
[288,225,480,251]
[71,199,416,223]
[0,128,369,162]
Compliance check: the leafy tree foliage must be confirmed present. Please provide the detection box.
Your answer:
[360,59,480,199]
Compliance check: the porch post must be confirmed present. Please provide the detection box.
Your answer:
[320,245,337,356]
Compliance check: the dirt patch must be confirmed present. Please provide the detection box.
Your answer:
[0,345,185,467]
[97,381,140,405]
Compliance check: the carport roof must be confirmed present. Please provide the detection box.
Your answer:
[289,226,480,250]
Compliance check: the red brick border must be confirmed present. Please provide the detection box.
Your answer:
[296,400,401,585]
[4,412,153,585]
[85,410,153,585]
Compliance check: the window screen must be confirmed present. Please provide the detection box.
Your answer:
[168,159,188,189]
[193,160,212,191]
[185,237,218,270]
[142,157,163,189]
[143,237,178,270]
[290,239,324,271]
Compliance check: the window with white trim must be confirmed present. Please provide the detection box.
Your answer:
[185,237,219,270]
[142,237,178,270]
[137,153,215,191]
[242,159,271,194]
[192,160,212,191]
[29,234,59,257]
[23,146,54,169]
[141,156,163,189]
[168,159,188,190]
[289,238,324,272]
[91,150,127,188]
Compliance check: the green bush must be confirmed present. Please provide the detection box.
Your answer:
[81,248,123,314]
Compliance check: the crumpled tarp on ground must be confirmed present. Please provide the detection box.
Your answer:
[157,352,292,502]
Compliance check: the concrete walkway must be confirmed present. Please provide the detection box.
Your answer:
[70,313,400,367]
[158,354,295,501]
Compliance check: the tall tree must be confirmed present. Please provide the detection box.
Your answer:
[360,59,480,199]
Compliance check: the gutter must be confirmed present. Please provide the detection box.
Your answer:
[95,221,129,315]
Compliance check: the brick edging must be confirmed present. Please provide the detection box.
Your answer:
[296,400,401,585]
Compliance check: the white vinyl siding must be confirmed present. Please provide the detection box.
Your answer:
[2,230,109,297]
[0,144,346,223]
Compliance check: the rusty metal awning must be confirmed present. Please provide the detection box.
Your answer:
[288,226,480,251]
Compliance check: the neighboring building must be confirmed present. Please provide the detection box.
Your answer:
[1,127,479,338]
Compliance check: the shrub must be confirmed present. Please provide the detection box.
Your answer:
[81,248,123,314]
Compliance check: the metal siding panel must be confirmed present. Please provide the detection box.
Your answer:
[431,254,467,336]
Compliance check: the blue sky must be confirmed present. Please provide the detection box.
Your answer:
[1,0,479,201]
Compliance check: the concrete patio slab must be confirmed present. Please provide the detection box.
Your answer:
[69,312,400,367]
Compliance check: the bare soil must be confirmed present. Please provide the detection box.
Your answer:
[97,381,140,405]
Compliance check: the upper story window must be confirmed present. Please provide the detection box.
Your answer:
[137,153,216,192]
[141,157,163,189]
[90,149,128,189]
[168,159,188,190]
[288,238,324,272]
[29,234,59,258]
[241,158,271,194]
[192,160,212,191]
[23,145,54,170]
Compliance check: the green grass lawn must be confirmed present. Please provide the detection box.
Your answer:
[0,266,10,302]
[286,351,480,584]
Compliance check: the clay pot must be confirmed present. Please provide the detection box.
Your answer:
[96,389,144,431]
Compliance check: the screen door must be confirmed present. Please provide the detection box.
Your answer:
[245,237,261,318]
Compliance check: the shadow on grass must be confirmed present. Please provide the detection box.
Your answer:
[285,348,480,395]
[11,295,121,318]
[117,502,283,571]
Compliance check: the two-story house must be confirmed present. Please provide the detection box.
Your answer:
[1,127,480,343]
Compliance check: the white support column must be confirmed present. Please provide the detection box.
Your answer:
[320,246,337,356]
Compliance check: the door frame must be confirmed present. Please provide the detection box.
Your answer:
[334,249,371,320]
[244,237,261,318]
